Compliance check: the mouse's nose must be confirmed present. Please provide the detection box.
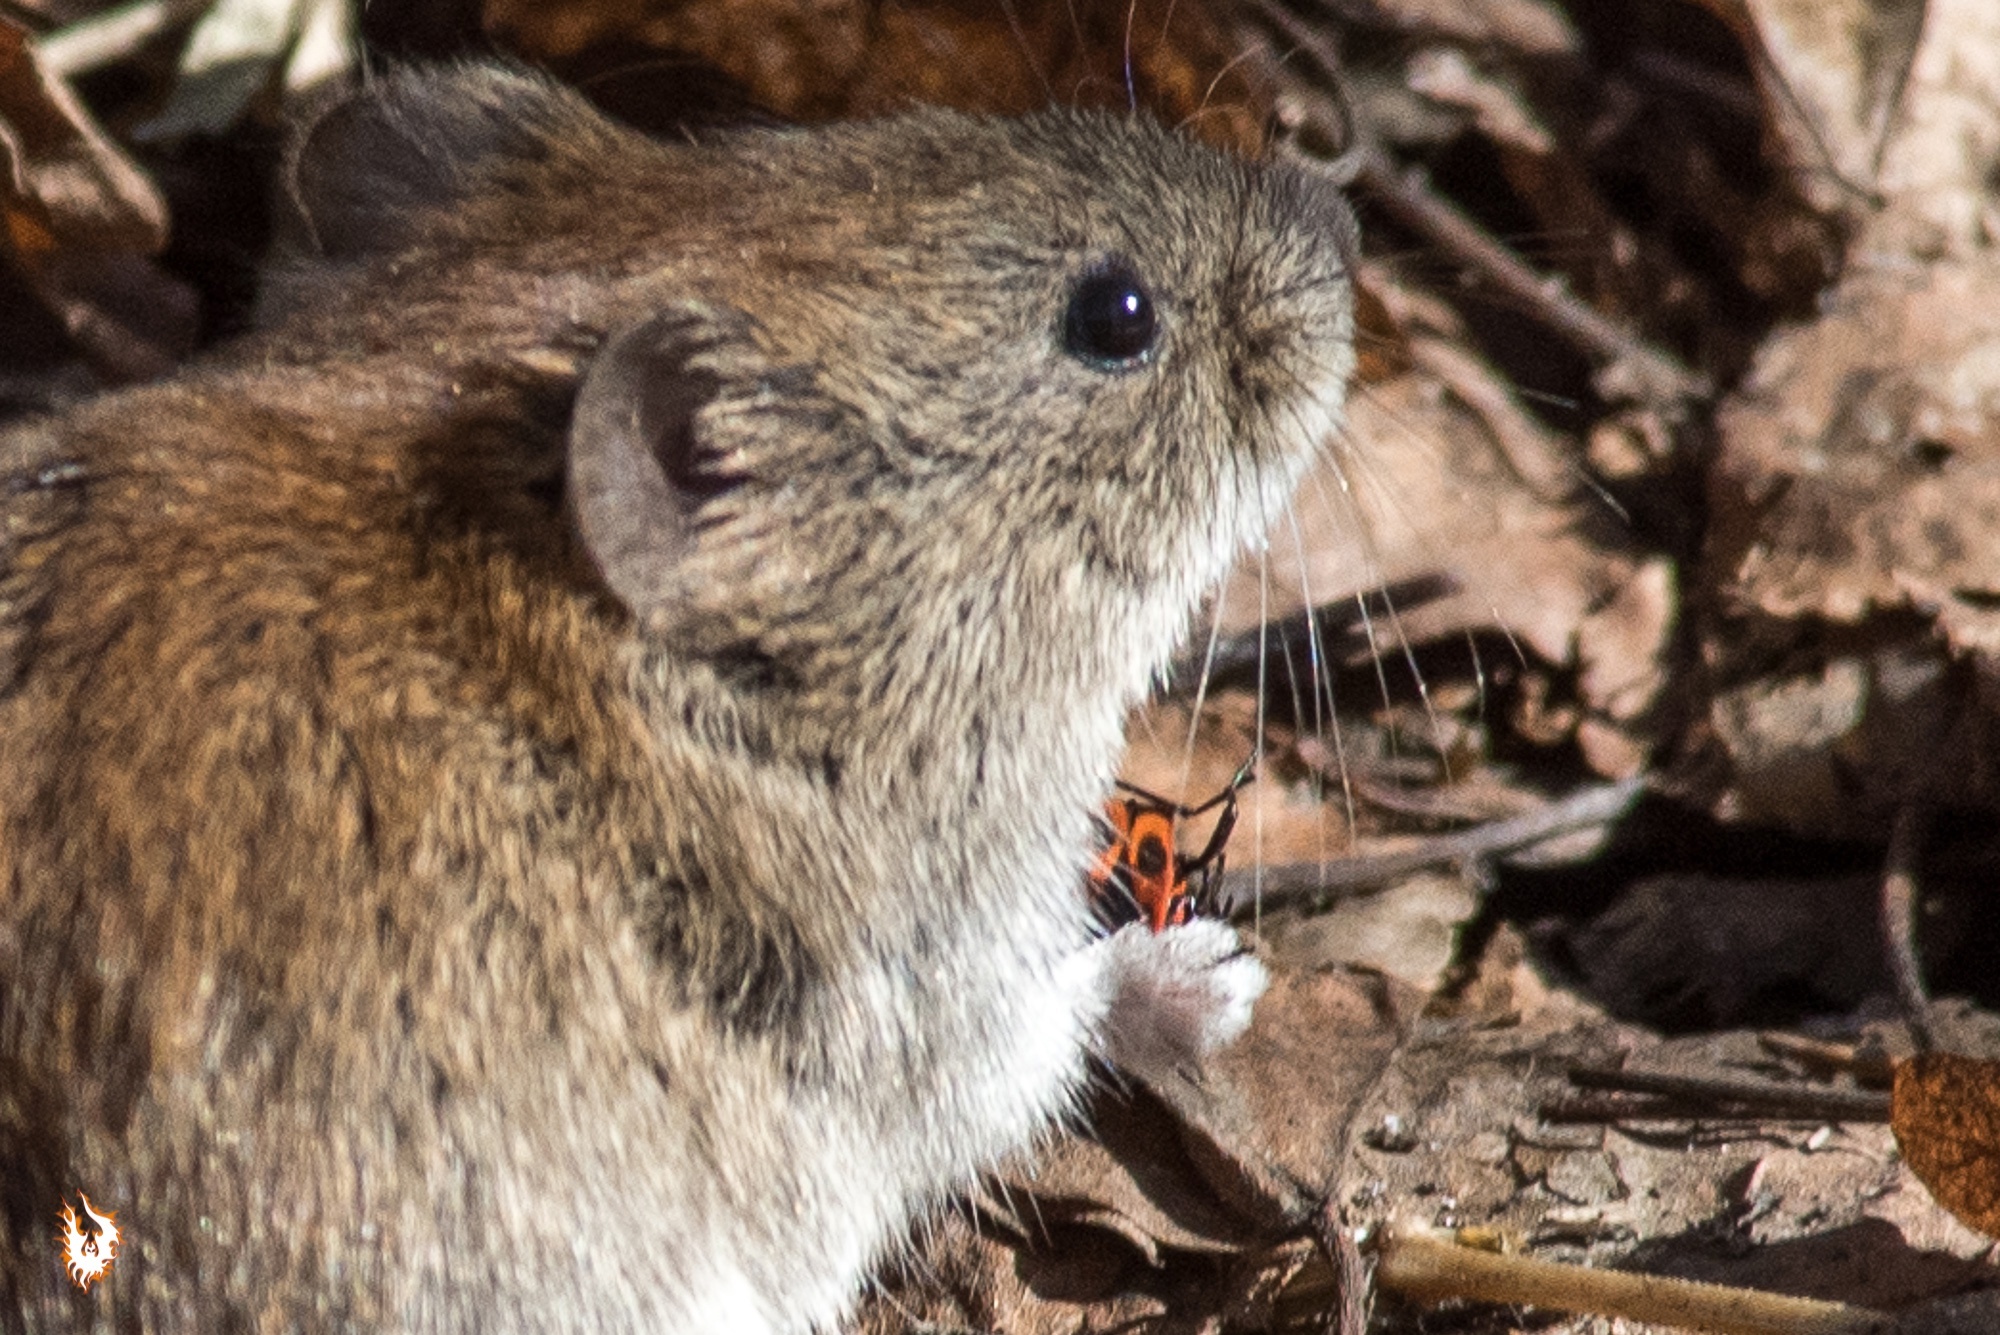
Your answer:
[1263,158,1361,277]
[1233,157,1359,380]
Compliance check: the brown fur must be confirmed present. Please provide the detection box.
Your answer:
[0,66,1355,1332]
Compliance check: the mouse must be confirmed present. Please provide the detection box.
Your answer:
[0,64,1357,1333]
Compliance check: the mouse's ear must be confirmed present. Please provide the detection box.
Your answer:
[291,67,600,259]
[569,305,755,629]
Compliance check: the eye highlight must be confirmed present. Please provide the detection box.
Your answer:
[1062,263,1158,370]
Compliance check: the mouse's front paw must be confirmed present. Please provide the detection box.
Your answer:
[1094,918,1267,1078]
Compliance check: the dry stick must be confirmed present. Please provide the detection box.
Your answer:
[1214,775,1645,916]
[1757,1031,1899,1088]
[1563,1066,1891,1122]
[1880,805,1936,1054]
[1541,1092,1885,1125]
[1317,1206,1373,1335]
[1345,143,1712,410]
[1372,1225,1883,1335]
[1541,1092,1775,1124]
[1244,0,1349,93]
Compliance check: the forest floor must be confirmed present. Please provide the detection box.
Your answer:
[3,1,1997,1330]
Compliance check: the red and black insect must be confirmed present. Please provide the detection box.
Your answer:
[1086,761,1255,933]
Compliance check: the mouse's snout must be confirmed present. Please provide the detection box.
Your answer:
[1266,160,1361,270]
[1223,160,1360,447]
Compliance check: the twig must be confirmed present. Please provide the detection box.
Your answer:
[1564,1066,1890,1122]
[1540,1093,1857,1125]
[1345,143,1711,410]
[1880,805,1935,1054]
[1371,1225,1883,1335]
[1756,1032,1897,1087]
[1341,770,1509,824]
[1214,776,1644,916]
[1320,1208,1373,1335]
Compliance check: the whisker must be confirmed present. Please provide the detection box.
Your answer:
[995,0,1057,105]
[1122,0,1139,113]
[1177,40,1265,139]
[1280,493,1340,871]
[1293,436,1380,837]
[1129,679,1172,754]
[1057,0,1082,43]
[1467,627,1489,725]
[1250,526,1272,933]
[1376,576,1450,773]
[1178,578,1228,809]
[1254,485,1316,725]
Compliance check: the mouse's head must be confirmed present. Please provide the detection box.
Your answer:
[287,67,1357,779]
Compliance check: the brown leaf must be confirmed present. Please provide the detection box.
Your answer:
[485,0,1274,153]
[1711,262,2000,649]
[0,16,194,381]
[1117,693,1352,874]
[0,19,166,255]
[1702,260,2000,830]
[1689,0,1926,222]
[1698,3,2000,831]
[1892,1052,2000,1238]
[852,960,1414,1333]
[1154,964,1417,1221]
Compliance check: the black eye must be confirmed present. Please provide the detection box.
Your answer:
[1063,265,1158,370]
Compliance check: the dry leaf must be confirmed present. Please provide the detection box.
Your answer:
[484,0,1273,153]
[1699,0,2000,830]
[856,954,1999,1332]
[1712,267,2000,651]
[0,17,166,256]
[0,15,193,380]
[1892,1052,2000,1238]
[1118,693,1352,874]
[851,961,1415,1334]
[1690,0,1926,221]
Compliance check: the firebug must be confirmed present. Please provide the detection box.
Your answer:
[1087,760,1255,932]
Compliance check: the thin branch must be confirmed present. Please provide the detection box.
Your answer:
[1881,804,1936,1054]
[1371,1225,1882,1335]
[1215,776,1645,916]
[1344,143,1711,410]
[1562,1065,1891,1123]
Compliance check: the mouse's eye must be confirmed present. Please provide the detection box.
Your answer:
[1063,264,1158,370]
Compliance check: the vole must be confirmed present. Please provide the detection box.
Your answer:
[0,65,1357,1332]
